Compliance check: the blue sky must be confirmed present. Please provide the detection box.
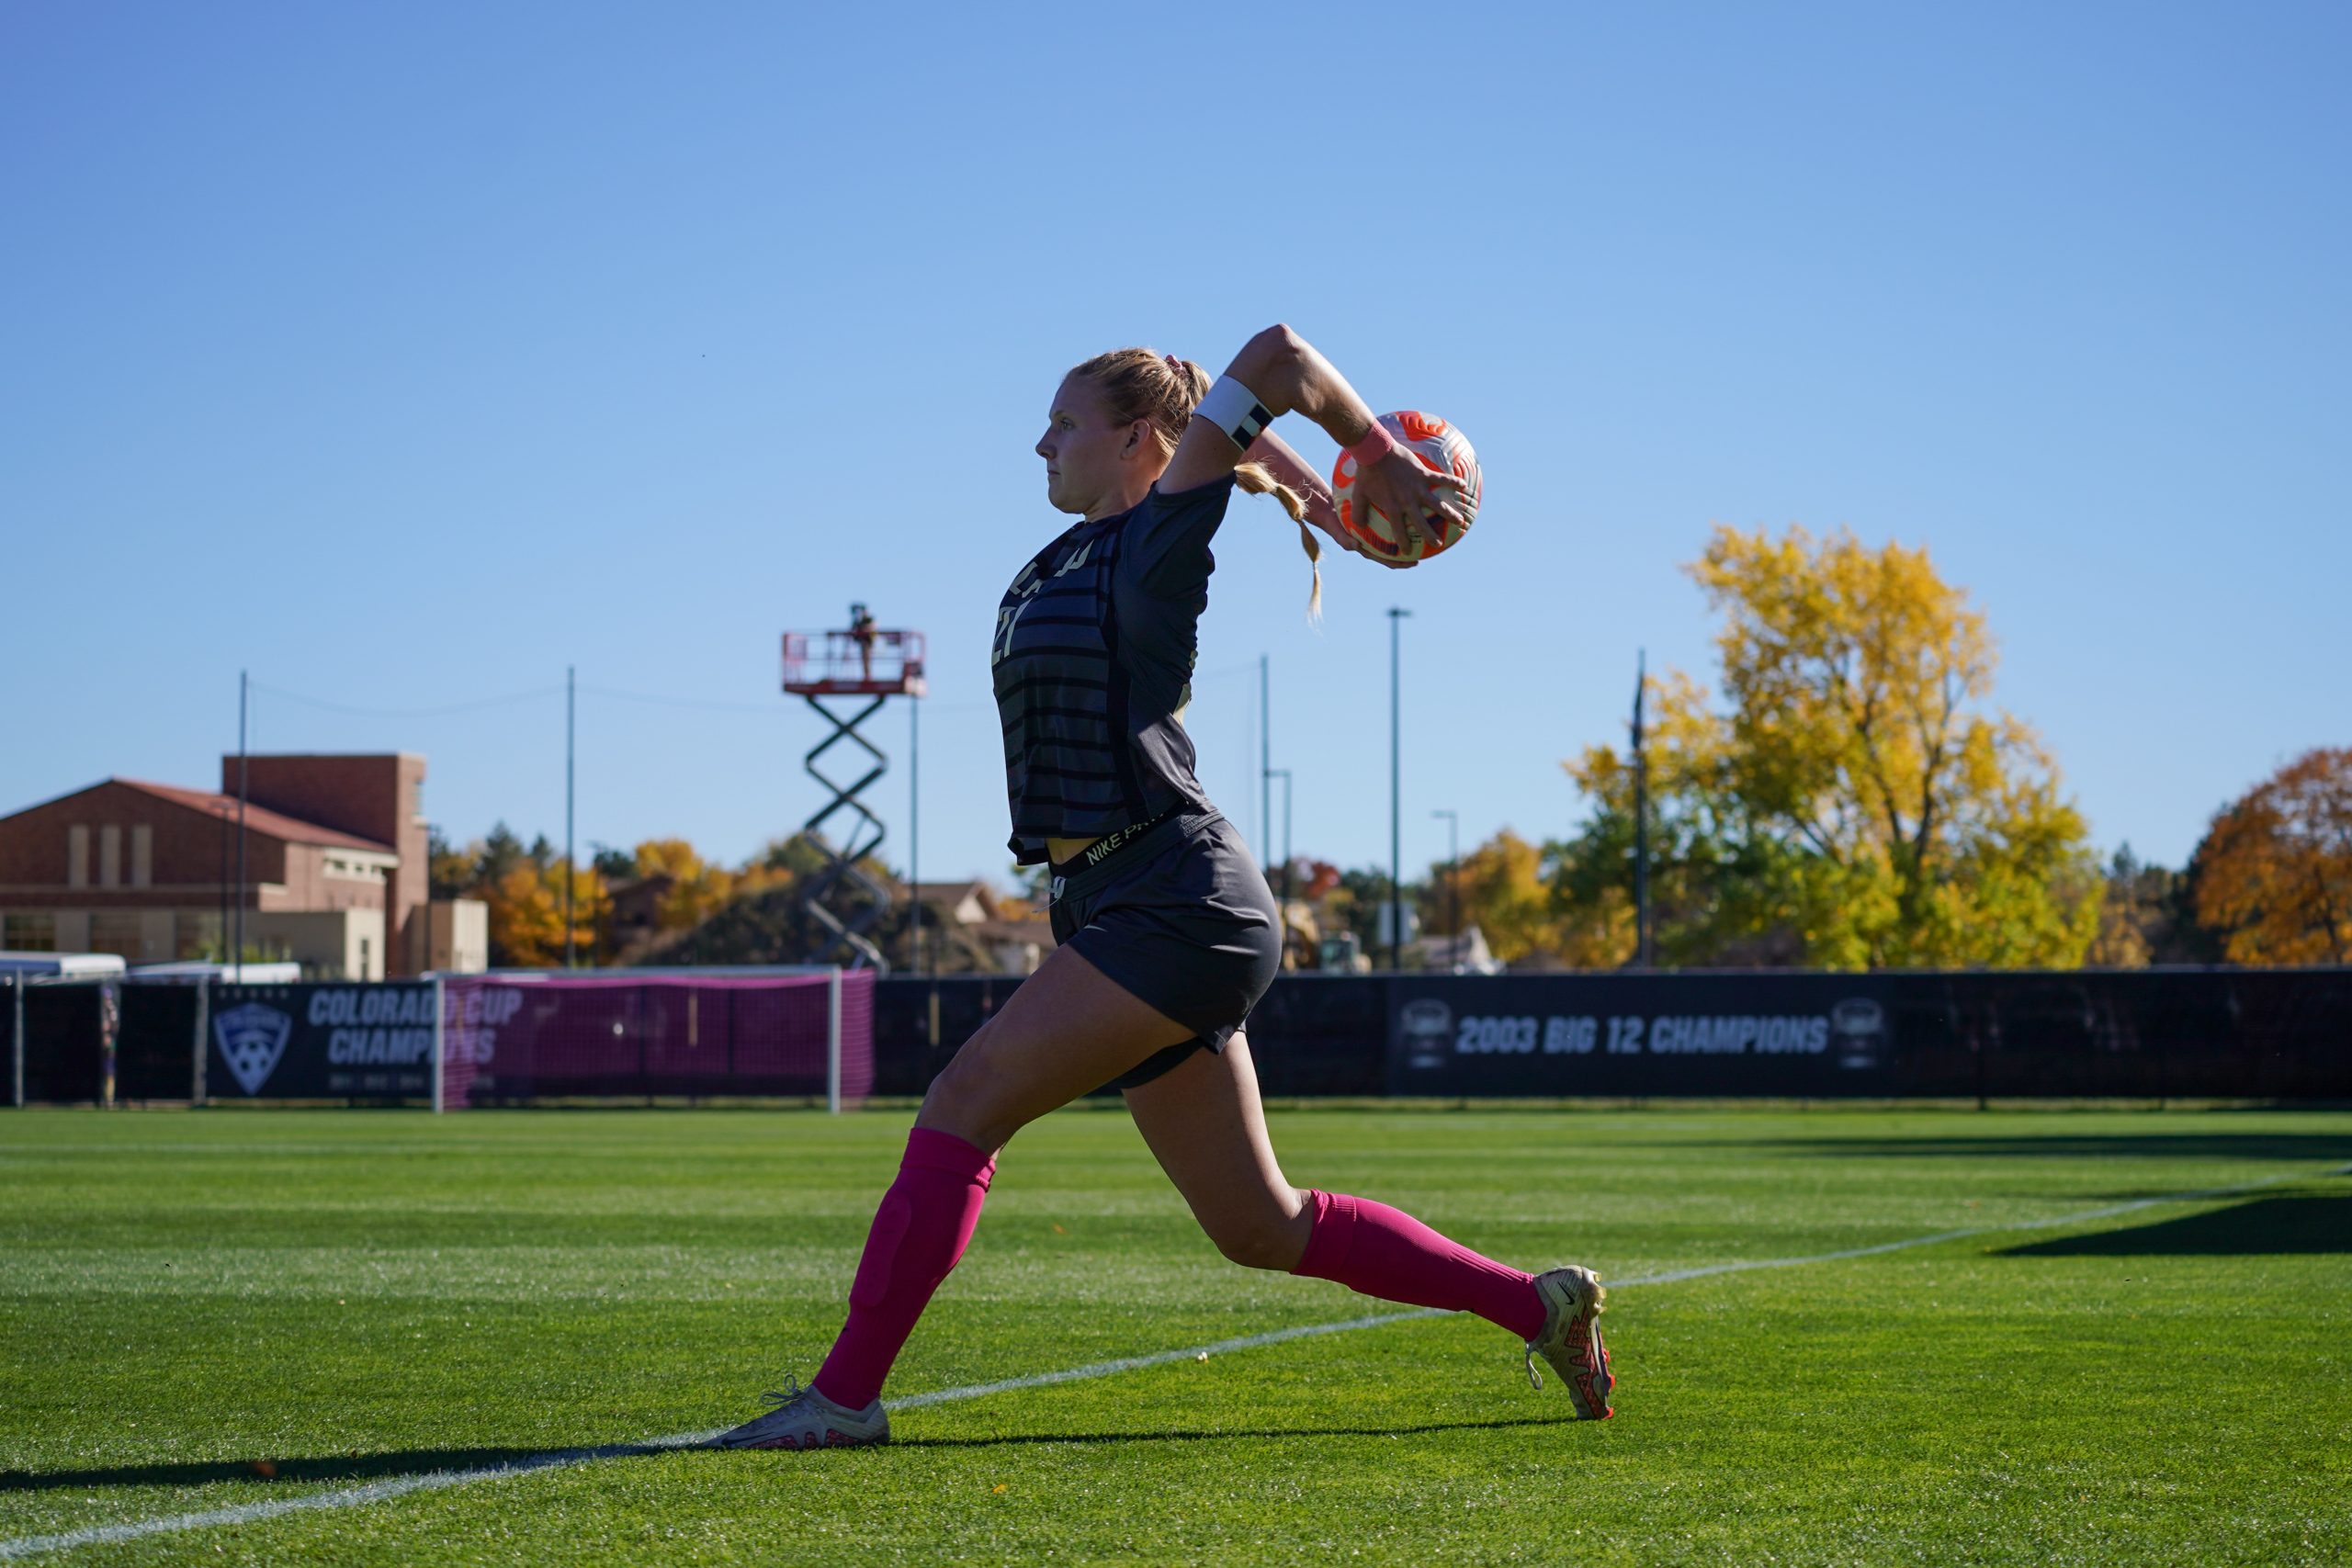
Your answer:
[5,3,2345,887]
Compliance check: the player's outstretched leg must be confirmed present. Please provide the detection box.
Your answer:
[713,1127,995,1450]
[1125,1039,1613,1419]
[715,946,1197,1450]
[1285,1190,1613,1418]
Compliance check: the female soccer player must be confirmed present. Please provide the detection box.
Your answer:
[718,325,1612,1450]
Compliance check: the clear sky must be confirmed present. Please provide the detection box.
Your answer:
[5,2,2345,888]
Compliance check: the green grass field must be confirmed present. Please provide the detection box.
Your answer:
[2,1105,2347,1565]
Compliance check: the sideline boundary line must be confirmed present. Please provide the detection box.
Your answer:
[5,1160,2343,1561]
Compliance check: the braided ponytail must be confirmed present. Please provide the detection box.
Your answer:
[1073,347,1324,620]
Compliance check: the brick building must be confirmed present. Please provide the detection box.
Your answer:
[0,753,483,977]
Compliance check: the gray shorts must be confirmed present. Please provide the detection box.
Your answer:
[1048,809,1283,1092]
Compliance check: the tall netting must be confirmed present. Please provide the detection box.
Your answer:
[436,969,874,1108]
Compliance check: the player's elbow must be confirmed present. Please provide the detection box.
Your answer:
[1246,322,1307,374]
[1232,323,1310,404]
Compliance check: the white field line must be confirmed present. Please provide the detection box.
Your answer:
[4,1160,2343,1562]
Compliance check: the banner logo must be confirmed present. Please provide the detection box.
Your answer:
[214,1002,293,1096]
[1830,998,1887,1069]
[1399,998,1453,1070]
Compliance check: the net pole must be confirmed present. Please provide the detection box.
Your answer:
[9,977,21,1109]
[431,975,446,1113]
[827,967,842,1114]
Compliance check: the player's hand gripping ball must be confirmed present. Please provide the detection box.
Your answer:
[1330,412,1483,563]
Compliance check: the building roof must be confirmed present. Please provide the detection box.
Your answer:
[911,879,992,903]
[109,778,397,854]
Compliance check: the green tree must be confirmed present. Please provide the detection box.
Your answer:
[1336,865,1422,961]
[2086,843,2212,966]
[476,822,527,888]
[1556,525,2098,969]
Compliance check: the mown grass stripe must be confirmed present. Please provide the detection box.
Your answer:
[4,1160,2340,1562]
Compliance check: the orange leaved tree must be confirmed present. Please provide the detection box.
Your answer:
[2192,748,2352,964]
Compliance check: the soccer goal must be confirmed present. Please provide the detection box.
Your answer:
[434,966,874,1111]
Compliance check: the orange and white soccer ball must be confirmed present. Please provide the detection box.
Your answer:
[1330,411,1483,563]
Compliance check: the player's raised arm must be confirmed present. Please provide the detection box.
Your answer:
[1239,426,1373,560]
[1162,324,1470,556]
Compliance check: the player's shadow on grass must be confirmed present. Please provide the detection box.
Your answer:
[0,1417,1576,1494]
[1999,1192,2352,1256]
[0,1443,672,1495]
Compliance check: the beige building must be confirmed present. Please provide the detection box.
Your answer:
[0,754,484,979]
[911,879,1052,975]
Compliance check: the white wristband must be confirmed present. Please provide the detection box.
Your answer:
[1194,375,1274,450]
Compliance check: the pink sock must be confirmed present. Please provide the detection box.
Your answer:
[811,1128,996,1409]
[1290,1190,1544,1341]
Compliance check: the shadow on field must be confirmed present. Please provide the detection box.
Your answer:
[2000,1192,2352,1256]
[1706,1133,2352,1167]
[0,1443,669,1495]
[0,1416,1579,1493]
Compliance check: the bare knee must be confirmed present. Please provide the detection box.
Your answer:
[1204,1190,1313,1272]
[914,1033,1023,1153]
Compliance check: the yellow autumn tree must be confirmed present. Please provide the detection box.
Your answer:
[484,861,608,967]
[631,839,738,932]
[1556,525,2098,969]
[1425,829,1563,964]
[2193,748,2352,964]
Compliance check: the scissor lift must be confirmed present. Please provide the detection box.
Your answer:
[782,618,926,971]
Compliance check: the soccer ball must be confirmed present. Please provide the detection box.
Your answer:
[1330,412,1483,562]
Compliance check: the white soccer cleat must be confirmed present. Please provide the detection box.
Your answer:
[710,1378,890,1450]
[1524,1265,1614,1419]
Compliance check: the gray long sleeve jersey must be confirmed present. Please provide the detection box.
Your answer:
[991,475,1234,863]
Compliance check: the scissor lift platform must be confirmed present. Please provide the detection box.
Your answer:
[781,626,925,970]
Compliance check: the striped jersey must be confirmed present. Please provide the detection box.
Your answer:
[992,476,1234,863]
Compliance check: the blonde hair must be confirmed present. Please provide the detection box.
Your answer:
[1072,347,1322,620]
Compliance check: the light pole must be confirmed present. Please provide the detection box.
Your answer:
[564,664,576,969]
[423,821,441,975]
[213,801,230,969]
[1431,807,1458,967]
[1632,649,1653,968]
[1386,606,1411,971]
[1260,653,1272,869]
[910,687,922,979]
[235,670,248,976]
[1267,768,1294,951]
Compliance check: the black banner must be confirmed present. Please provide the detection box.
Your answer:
[1385,973,1901,1096]
[873,967,2350,1101]
[208,983,437,1100]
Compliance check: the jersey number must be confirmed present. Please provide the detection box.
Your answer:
[991,601,1030,667]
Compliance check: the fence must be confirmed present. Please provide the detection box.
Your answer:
[10,966,2348,1106]
[5,968,871,1110]
[865,967,2352,1100]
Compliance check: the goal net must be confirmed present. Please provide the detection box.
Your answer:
[435,967,873,1111]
